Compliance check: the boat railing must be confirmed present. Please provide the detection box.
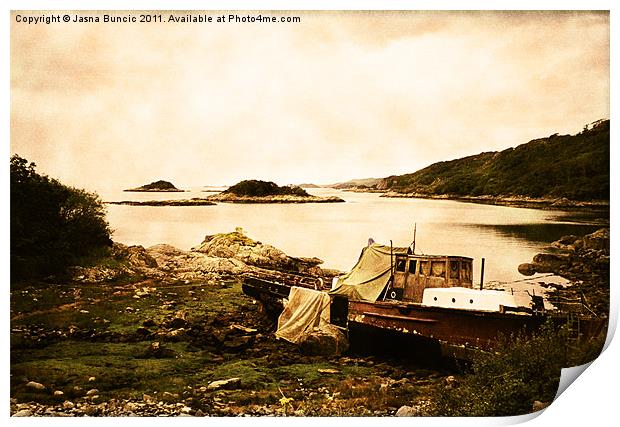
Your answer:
[243,268,327,290]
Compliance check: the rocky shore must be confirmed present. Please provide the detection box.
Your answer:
[517,228,609,316]
[11,228,444,417]
[205,193,345,204]
[380,191,609,211]
[107,199,216,207]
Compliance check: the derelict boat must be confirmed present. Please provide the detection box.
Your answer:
[242,241,605,357]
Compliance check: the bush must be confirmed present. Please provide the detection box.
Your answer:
[10,155,112,281]
[428,322,606,416]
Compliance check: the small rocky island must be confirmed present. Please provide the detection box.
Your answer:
[206,180,344,204]
[124,180,184,192]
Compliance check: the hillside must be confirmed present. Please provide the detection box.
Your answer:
[329,177,382,189]
[376,120,609,201]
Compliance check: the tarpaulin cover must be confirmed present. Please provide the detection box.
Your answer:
[276,286,331,344]
[329,243,408,302]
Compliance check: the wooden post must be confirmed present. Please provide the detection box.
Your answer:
[480,258,485,290]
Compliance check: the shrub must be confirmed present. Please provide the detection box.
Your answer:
[428,322,606,416]
[10,155,112,281]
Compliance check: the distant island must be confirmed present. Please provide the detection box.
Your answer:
[124,180,184,192]
[335,119,610,208]
[206,180,344,203]
[107,198,216,207]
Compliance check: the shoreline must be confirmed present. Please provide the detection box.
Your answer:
[106,199,216,206]
[205,194,345,204]
[375,191,609,212]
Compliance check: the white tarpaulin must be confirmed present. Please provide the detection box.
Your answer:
[275,286,331,344]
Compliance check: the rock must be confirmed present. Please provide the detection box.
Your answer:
[192,229,323,274]
[207,377,242,390]
[168,317,189,329]
[53,390,64,397]
[26,381,46,391]
[396,405,417,417]
[142,319,157,327]
[195,409,205,417]
[582,228,609,251]
[143,341,177,359]
[222,335,254,351]
[230,324,257,334]
[12,409,34,417]
[518,263,536,276]
[88,376,96,382]
[532,253,571,270]
[136,327,151,336]
[532,400,551,412]
[63,401,75,409]
[298,325,349,356]
[317,368,340,374]
[86,388,99,396]
[445,375,457,388]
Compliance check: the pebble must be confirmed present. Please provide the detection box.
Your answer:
[26,381,46,391]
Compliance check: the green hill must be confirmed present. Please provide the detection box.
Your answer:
[376,120,609,201]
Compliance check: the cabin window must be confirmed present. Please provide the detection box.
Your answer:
[408,260,417,274]
[462,262,472,280]
[396,258,406,272]
[420,261,430,276]
[450,261,460,279]
[431,261,445,278]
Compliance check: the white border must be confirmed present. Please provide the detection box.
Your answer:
[4,1,616,426]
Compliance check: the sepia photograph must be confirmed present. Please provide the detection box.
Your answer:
[9,6,611,419]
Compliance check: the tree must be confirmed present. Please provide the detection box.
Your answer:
[10,155,112,281]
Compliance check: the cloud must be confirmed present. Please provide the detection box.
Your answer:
[11,11,609,191]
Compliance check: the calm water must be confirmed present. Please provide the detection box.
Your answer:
[102,188,604,299]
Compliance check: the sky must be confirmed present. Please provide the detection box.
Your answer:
[10,10,609,193]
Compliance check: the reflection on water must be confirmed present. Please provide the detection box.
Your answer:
[465,223,602,245]
[103,188,606,291]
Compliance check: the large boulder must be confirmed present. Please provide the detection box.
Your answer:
[298,324,349,356]
[192,228,323,274]
[582,228,609,252]
[530,253,571,273]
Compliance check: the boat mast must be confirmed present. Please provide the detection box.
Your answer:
[411,223,417,254]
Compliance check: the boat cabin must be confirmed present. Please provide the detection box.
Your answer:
[386,254,473,303]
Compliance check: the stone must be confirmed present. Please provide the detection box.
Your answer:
[12,409,34,417]
[396,405,417,417]
[207,377,242,390]
[63,401,75,409]
[168,317,189,329]
[582,228,609,251]
[53,390,64,397]
[532,400,551,412]
[317,369,341,374]
[518,263,536,276]
[88,376,96,382]
[26,381,46,390]
[86,388,99,396]
[298,325,349,356]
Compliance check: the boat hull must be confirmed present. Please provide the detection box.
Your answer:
[347,299,606,352]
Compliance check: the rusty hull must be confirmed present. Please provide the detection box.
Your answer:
[347,299,606,352]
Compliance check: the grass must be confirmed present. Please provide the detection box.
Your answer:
[10,275,447,416]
